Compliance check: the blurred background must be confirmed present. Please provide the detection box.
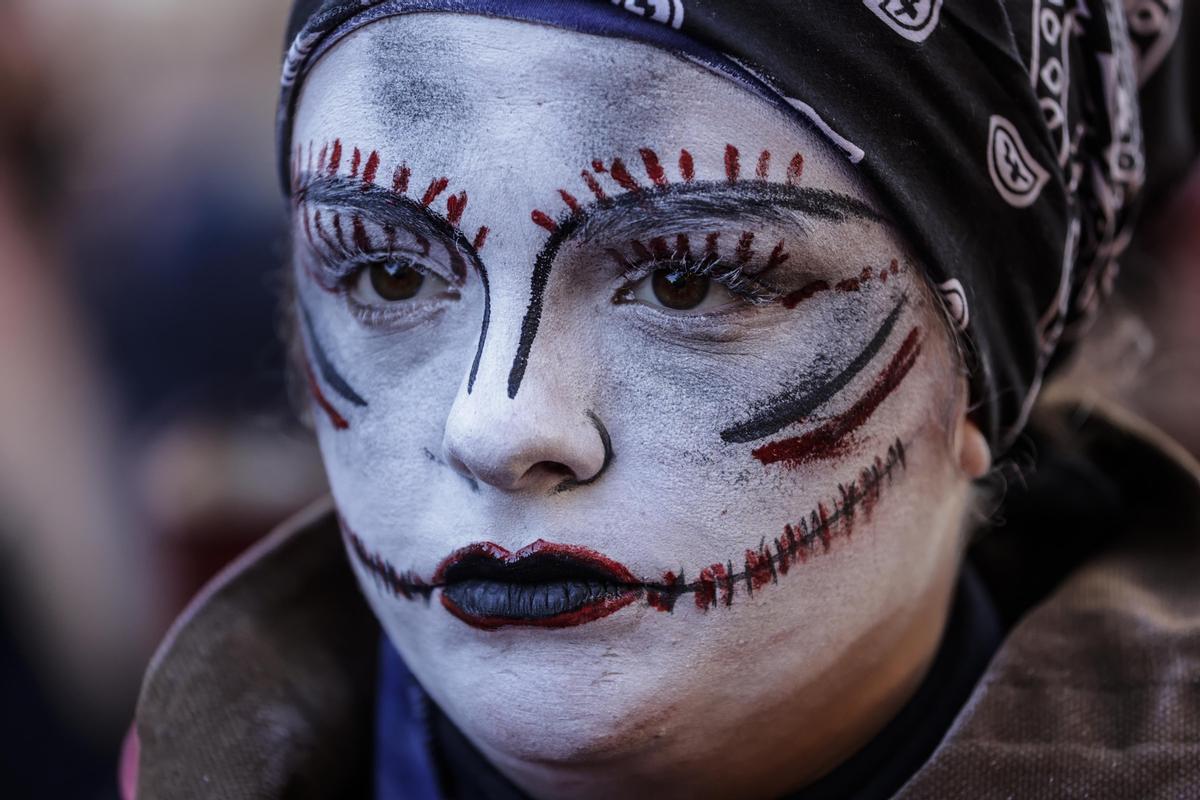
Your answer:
[0,2,1195,798]
[0,1,324,797]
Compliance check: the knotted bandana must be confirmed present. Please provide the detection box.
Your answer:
[278,0,1184,453]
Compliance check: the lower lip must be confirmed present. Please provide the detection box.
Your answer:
[441,581,640,630]
[435,540,641,630]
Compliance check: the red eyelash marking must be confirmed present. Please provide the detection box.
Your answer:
[350,147,362,178]
[752,327,923,467]
[675,233,691,258]
[420,177,449,207]
[649,236,672,259]
[735,231,755,264]
[327,139,343,176]
[609,158,641,193]
[779,259,905,308]
[836,267,873,292]
[756,150,771,180]
[332,212,348,250]
[605,248,631,270]
[312,210,340,256]
[724,144,740,183]
[446,192,468,226]
[639,148,668,187]
[352,215,372,251]
[780,280,830,309]
[787,153,805,185]
[679,149,695,182]
[581,170,610,205]
[317,143,328,173]
[362,151,380,187]
[558,189,581,215]
[472,226,490,250]
[392,164,411,194]
[531,210,558,233]
[767,240,790,271]
[630,239,653,262]
[592,159,607,174]
[705,232,720,257]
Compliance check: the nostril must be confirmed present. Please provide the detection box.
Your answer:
[535,461,576,482]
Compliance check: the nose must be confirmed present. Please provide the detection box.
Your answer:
[442,388,612,494]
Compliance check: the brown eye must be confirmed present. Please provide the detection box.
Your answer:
[651,268,710,310]
[368,261,424,301]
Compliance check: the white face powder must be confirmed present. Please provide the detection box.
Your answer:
[290,13,974,795]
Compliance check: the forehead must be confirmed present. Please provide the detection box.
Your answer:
[292,13,864,200]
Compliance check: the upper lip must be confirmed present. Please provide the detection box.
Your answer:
[433,539,640,587]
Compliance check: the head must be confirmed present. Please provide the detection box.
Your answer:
[287,11,995,795]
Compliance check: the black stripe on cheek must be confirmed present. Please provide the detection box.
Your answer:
[720,293,907,444]
[300,301,369,408]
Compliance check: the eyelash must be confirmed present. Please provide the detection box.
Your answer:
[615,243,785,306]
[298,206,454,291]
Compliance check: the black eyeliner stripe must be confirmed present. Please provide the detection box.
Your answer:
[298,174,491,395]
[507,213,585,398]
[467,259,490,394]
[300,301,369,408]
[719,293,907,444]
[506,181,881,400]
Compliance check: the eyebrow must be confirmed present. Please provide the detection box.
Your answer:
[507,181,887,400]
[295,174,479,263]
[576,180,887,245]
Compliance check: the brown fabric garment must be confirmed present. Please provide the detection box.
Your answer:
[899,404,1200,799]
[133,403,1200,799]
[134,499,377,800]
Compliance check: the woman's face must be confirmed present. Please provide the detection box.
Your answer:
[291,13,980,788]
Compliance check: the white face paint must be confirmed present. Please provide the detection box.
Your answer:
[291,14,975,798]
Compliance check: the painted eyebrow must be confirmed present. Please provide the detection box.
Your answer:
[576,180,887,244]
[296,174,479,261]
[507,181,886,400]
[719,293,907,444]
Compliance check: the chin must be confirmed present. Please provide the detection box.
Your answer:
[391,609,690,763]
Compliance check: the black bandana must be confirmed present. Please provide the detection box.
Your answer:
[278,0,1187,453]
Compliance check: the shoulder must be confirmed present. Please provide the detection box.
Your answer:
[130,497,378,800]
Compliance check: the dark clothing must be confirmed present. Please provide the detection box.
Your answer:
[277,0,1195,451]
[128,400,1200,798]
[374,563,1002,800]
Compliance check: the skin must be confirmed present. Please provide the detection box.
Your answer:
[289,14,991,799]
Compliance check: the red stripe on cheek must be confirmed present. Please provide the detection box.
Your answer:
[753,328,923,467]
[304,362,349,430]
